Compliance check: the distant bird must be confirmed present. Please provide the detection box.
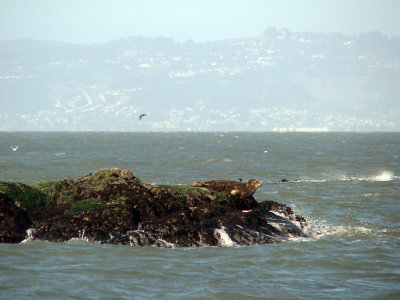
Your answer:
[10,146,19,151]
[139,114,147,120]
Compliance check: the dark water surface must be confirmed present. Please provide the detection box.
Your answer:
[1,132,399,299]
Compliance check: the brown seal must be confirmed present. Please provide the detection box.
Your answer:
[193,179,261,197]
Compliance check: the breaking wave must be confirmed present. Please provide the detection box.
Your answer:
[214,226,236,247]
[292,214,389,243]
[355,170,395,182]
[293,170,397,184]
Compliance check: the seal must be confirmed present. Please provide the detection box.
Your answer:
[193,179,261,197]
[277,178,289,183]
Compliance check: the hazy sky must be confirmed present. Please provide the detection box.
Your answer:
[1,0,399,44]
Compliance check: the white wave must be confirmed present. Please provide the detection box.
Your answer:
[75,228,92,242]
[20,228,35,244]
[363,192,381,197]
[297,170,396,184]
[54,152,66,156]
[287,236,314,242]
[342,170,395,182]
[298,179,327,183]
[155,239,175,248]
[363,170,394,182]
[67,237,93,243]
[317,225,376,241]
[302,216,379,241]
[214,226,236,247]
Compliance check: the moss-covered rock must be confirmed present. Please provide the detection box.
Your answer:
[67,198,105,215]
[32,178,75,205]
[73,168,142,202]
[0,168,308,247]
[0,181,50,213]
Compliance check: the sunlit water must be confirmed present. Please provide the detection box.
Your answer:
[1,132,399,299]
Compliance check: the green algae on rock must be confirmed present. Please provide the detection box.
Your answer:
[0,168,308,246]
[0,181,50,213]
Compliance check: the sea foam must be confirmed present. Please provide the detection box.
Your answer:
[214,226,236,247]
[299,170,396,183]
[20,228,35,244]
[365,170,394,182]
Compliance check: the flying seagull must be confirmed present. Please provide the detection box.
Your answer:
[10,146,20,151]
[139,114,147,120]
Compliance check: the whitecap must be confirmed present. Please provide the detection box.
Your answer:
[303,219,378,241]
[54,152,66,156]
[300,179,327,183]
[214,226,235,247]
[20,228,35,244]
[368,170,394,182]
[155,239,175,248]
[352,170,394,182]
[364,192,381,197]
[302,170,396,183]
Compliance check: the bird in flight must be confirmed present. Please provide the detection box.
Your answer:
[139,114,147,120]
[10,146,20,151]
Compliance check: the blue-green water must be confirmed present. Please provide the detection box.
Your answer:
[1,132,399,299]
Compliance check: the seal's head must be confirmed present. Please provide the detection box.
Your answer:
[247,179,262,188]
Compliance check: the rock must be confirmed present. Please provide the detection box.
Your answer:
[0,168,308,247]
[0,181,50,212]
[73,168,143,201]
[0,192,32,243]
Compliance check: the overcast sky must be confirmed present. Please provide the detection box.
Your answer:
[1,0,399,44]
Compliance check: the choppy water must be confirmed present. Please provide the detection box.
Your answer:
[1,132,399,299]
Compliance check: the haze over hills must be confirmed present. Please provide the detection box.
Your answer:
[1,27,399,131]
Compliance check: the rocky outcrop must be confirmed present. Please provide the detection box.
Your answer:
[0,168,307,247]
[0,192,32,243]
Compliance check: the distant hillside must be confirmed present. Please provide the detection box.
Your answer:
[1,28,399,131]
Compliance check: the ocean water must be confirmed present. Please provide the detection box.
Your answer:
[0,132,399,299]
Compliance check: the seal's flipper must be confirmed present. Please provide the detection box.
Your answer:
[230,189,240,195]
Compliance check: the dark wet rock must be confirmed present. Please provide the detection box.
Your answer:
[0,168,308,247]
[0,192,32,243]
